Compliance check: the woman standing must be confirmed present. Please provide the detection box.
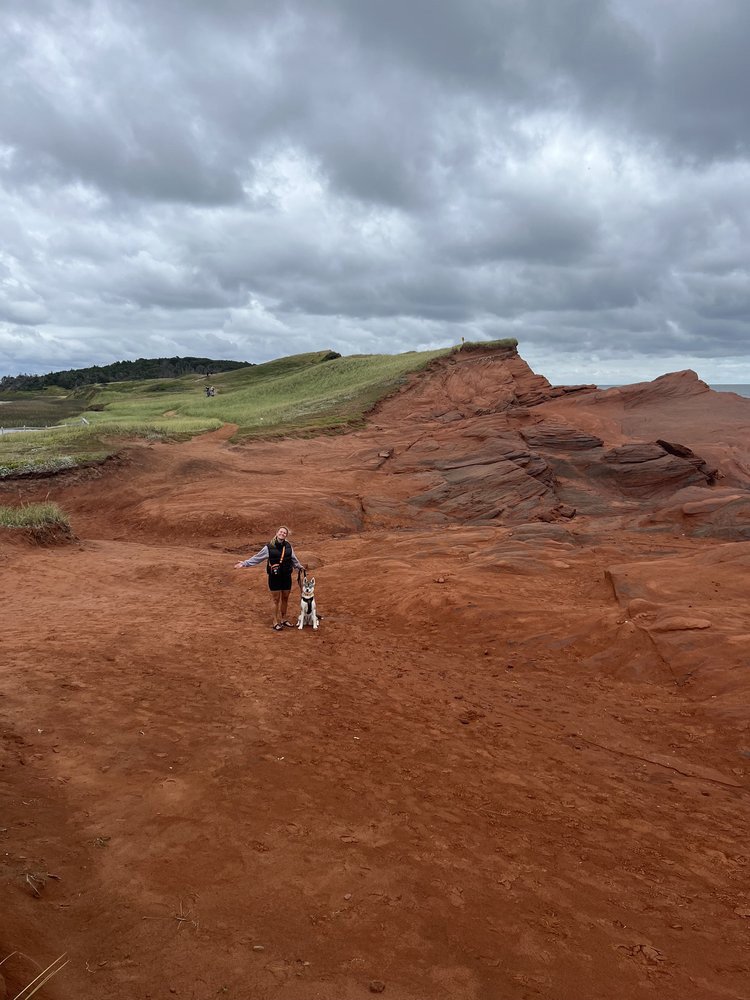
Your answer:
[234,526,305,631]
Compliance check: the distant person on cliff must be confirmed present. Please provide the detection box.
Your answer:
[234,526,305,631]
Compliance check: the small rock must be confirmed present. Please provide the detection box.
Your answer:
[369,982,386,994]
[458,709,483,725]
[627,598,661,616]
[651,616,712,632]
[252,945,265,952]
[628,944,665,965]
[434,577,445,584]
[344,893,352,900]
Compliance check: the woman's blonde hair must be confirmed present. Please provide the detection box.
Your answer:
[276,525,290,536]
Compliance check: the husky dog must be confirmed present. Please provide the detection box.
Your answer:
[297,576,319,630]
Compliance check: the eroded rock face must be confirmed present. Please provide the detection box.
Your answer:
[519,421,604,451]
[639,486,750,540]
[391,428,557,522]
[371,347,738,528]
[656,440,718,482]
[372,346,596,424]
[536,364,750,496]
[599,442,717,497]
[602,369,711,403]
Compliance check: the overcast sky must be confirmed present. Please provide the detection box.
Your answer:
[1,0,749,384]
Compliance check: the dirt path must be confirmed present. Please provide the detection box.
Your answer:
[2,518,748,999]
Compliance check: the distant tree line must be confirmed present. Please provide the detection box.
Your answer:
[0,356,253,392]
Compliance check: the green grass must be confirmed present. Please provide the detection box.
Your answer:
[54,347,451,438]
[454,337,518,353]
[0,419,221,478]
[0,342,473,476]
[182,349,451,437]
[0,501,70,528]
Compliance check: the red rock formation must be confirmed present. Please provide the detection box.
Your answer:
[599,441,716,497]
[372,345,735,526]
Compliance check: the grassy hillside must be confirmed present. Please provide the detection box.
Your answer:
[0,346,450,477]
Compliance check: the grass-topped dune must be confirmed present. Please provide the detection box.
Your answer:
[0,502,69,528]
[0,502,73,545]
[0,340,518,478]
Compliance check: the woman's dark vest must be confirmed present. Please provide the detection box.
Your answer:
[266,539,292,576]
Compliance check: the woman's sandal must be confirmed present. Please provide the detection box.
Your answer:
[273,623,284,631]
[281,621,295,628]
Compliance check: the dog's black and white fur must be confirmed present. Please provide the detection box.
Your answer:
[297,576,319,630]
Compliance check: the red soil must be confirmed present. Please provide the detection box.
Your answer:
[1,347,749,1000]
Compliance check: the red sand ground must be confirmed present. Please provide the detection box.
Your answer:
[1,347,749,1000]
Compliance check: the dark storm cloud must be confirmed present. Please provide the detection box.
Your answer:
[1,0,750,383]
[634,1,750,162]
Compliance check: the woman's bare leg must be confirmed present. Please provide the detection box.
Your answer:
[279,589,292,622]
[272,591,282,626]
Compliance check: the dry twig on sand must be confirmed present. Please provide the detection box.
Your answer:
[173,898,199,931]
[0,951,69,1000]
[141,898,200,933]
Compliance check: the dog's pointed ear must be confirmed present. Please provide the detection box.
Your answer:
[309,577,315,586]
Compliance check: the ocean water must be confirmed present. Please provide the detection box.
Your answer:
[710,384,750,397]
[598,384,750,397]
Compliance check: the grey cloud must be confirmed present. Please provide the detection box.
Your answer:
[0,298,49,325]
[440,196,600,266]
[97,256,243,311]
[636,1,750,161]
[1,0,750,383]
[684,272,750,321]
[1,16,245,204]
